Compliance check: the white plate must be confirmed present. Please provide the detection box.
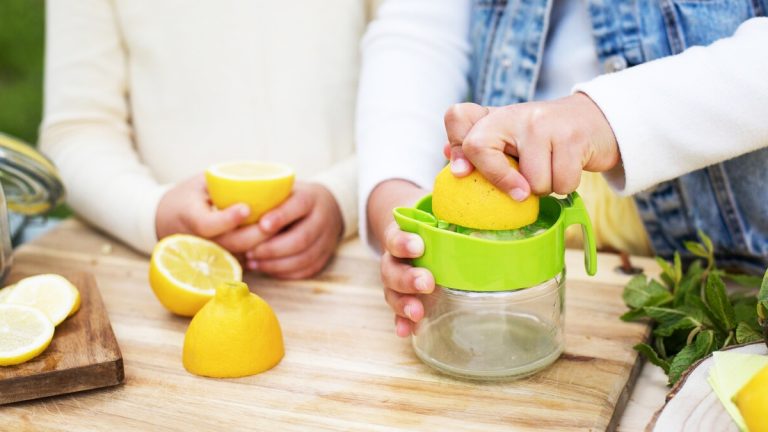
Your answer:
[650,342,767,432]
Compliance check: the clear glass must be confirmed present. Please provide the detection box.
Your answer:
[412,270,565,381]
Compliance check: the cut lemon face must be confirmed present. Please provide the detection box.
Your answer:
[149,234,242,317]
[0,304,55,366]
[0,284,15,302]
[5,274,80,326]
[205,161,294,224]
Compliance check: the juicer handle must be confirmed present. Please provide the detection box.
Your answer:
[563,192,597,276]
[393,207,438,234]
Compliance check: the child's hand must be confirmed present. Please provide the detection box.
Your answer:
[444,93,621,199]
[156,174,250,241]
[368,179,435,337]
[380,222,435,337]
[243,182,343,279]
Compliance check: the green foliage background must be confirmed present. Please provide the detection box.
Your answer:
[0,0,45,144]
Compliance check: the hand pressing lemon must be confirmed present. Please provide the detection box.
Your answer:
[0,274,80,366]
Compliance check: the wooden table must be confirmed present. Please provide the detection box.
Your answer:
[1,220,668,431]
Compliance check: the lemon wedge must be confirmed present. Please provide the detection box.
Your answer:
[149,234,242,317]
[5,274,80,326]
[0,304,55,366]
[205,161,294,224]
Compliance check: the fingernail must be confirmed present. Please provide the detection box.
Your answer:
[510,188,527,202]
[406,236,423,256]
[404,304,414,320]
[414,275,429,292]
[247,260,258,271]
[245,251,254,260]
[237,204,250,218]
[450,158,469,174]
[260,218,272,232]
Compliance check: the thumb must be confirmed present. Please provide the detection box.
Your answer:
[188,203,251,238]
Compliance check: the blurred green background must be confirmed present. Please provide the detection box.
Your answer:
[0,1,71,227]
[0,0,45,145]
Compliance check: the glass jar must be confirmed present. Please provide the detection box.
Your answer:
[412,270,565,381]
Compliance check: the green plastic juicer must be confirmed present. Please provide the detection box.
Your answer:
[393,192,597,380]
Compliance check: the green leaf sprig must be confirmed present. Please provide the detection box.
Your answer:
[621,230,768,385]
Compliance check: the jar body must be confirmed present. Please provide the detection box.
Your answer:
[412,270,565,380]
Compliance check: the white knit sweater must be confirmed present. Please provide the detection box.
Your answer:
[41,0,373,253]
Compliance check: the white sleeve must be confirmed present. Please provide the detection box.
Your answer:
[40,0,168,254]
[356,0,472,247]
[574,17,768,195]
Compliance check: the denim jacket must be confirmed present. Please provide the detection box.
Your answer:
[468,0,768,273]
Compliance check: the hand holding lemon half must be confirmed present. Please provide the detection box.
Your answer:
[205,161,295,225]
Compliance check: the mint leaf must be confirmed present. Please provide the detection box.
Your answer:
[644,307,701,337]
[654,317,700,337]
[622,276,671,309]
[684,241,709,259]
[620,308,648,322]
[697,230,714,256]
[704,273,736,332]
[759,268,768,304]
[634,343,670,373]
[668,330,715,385]
[684,294,716,329]
[735,322,763,344]
[723,273,763,288]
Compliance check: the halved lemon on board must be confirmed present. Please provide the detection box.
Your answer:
[149,234,243,317]
[5,274,80,326]
[0,304,55,366]
[205,161,294,224]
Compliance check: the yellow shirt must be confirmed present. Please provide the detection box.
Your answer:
[566,172,652,256]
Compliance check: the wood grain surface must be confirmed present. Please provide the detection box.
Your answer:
[0,220,655,431]
[0,271,123,404]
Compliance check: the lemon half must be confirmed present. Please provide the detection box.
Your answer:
[0,304,55,366]
[205,161,294,224]
[183,281,284,378]
[432,156,539,230]
[149,234,243,317]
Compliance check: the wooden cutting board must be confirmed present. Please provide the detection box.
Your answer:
[0,271,124,404]
[0,220,655,431]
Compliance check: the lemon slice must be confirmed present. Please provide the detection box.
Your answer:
[0,284,15,302]
[0,304,55,366]
[6,275,79,326]
[149,234,242,317]
[205,161,294,224]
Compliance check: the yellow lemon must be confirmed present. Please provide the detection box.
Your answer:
[432,156,539,230]
[0,304,55,366]
[205,161,294,224]
[183,281,284,378]
[149,234,242,317]
[6,274,80,326]
[734,364,768,432]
